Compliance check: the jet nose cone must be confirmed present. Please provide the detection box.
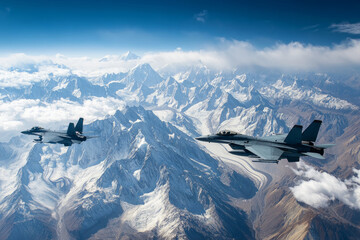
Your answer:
[195,135,210,142]
[21,130,28,134]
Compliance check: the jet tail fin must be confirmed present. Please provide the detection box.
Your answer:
[75,118,84,133]
[302,120,322,142]
[284,125,303,144]
[67,123,76,136]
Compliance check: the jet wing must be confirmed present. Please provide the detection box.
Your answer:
[260,134,287,142]
[42,134,63,143]
[42,132,71,144]
[245,145,284,160]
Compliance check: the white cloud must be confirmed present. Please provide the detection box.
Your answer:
[0,97,126,141]
[0,67,71,88]
[0,53,49,69]
[330,22,360,34]
[194,10,208,23]
[290,162,360,209]
[141,39,360,72]
[0,53,139,86]
[0,39,360,87]
[52,54,138,77]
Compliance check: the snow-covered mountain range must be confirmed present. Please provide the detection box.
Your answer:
[1,59,360,239]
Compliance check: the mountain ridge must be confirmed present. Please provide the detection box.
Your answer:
[1,62,360,239]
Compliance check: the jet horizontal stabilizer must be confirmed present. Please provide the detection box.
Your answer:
[85,136,98,139]
[314,144,335,149]
[303,152,325,159]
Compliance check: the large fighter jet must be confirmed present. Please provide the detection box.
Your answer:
[196,120,334,163]
[21,118,90,146]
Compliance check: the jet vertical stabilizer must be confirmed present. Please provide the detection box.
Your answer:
[284,125,302,144]
[75,118,84,133]
[67,123,76,136]
[302,120,322,142]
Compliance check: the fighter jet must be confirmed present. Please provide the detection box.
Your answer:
[196,120,334,163]
[21,118,90,146]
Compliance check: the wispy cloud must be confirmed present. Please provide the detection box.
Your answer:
[290,162,360,209]
[194,10,208,23]
[330,22,360,34]
[302,24,320,32]
[0,97,126,141]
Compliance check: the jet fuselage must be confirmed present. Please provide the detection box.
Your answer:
[21,118,87,146]
[196,133,322,156]
[195,120,332,163]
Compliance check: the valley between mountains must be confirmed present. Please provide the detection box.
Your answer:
[1,60,359,239]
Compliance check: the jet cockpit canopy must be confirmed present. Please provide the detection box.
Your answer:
[216,130,238,136]
[31,126,44,131]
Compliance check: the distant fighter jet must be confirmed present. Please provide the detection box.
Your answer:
[21,118,90,146]
[196,120,334,163]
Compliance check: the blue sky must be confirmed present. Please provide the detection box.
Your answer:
[0,0,359,55]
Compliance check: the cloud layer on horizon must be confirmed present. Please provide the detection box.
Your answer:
[291,162,360,209]
[0,39,360,86]
[143,39,360,72]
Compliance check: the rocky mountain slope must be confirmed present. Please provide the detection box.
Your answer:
[1,62,359,239]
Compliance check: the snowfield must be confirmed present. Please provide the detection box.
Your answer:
[0,59,359,239]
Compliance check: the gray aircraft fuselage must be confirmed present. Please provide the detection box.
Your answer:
[196,120,333,163]
[196,133,322,159]
[21,118,87,146]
